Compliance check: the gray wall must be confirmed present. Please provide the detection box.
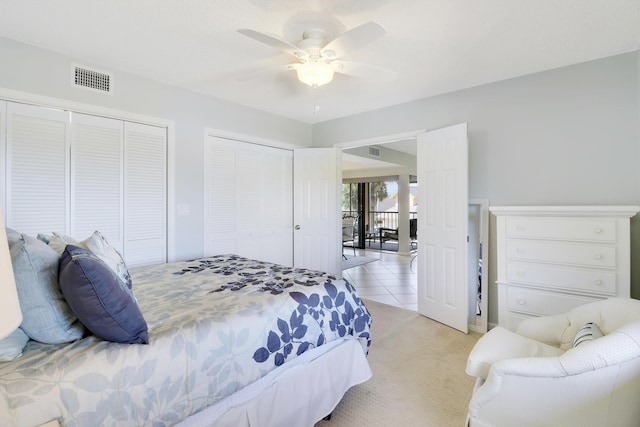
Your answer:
[313,52,640,324]
[0,37,312,261]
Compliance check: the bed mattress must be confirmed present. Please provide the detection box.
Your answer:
[0,254,372,426]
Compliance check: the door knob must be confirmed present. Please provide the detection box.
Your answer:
[294,225,301,230]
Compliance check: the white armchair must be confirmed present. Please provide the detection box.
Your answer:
[466,297,640,427]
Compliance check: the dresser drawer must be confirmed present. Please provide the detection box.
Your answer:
[506,239,616,268]
[505,286,600,317]
[505,262,616,295]
[505,217,616,242]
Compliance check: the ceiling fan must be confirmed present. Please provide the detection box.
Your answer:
[237,21,396,88]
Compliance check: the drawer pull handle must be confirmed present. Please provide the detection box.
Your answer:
[516,225,525,231]
[516,298,526,305]
[594,227,602,234]
[594,279,602,285]
[593,253,602,260]
[517,271,525,277]
[516,248,525,254]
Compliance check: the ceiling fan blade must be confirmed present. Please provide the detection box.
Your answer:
[236,64,295,82]
[333,61,397,80]
[238,29,306,59]
[322,22,387,59]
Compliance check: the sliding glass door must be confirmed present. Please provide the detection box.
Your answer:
[342,182,365,248]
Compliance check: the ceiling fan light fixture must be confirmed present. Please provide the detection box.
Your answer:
[296,61,335,87]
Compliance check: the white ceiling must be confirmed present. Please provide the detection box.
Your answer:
[0,1,638,125]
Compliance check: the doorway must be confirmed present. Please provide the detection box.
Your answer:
[342,182,366,249]
[336,125,487,333]
[342,178,418,253]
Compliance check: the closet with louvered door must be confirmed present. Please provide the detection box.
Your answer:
[5,102,70,236]
[205,137,237,256]
[124,122,167,267]
[204,135,293,266]
[1,101,167,267]
[71,113,124,253]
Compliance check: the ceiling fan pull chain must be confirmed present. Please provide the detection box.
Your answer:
[312,87,320,115]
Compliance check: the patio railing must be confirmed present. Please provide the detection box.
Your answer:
[342,211,418,231]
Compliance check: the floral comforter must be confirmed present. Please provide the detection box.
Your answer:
[0,255,372,427]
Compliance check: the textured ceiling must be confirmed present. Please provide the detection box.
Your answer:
[0,0,638,124]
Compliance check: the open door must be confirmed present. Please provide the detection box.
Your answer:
[293,147,341,275]
[417,123,469,333]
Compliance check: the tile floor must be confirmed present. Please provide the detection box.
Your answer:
[341,248,418,311]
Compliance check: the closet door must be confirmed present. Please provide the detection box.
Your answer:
[71,113,123,251]
[5,103,70,235]
[256,146,293,264]
[124,122,167,266]
[205,138,238,256]
[205,136,293,266]
[236,143,293,264]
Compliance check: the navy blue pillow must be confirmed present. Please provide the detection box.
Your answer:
[59,245,148,344]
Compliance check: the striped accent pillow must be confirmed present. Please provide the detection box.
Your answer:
[573,322,603,347]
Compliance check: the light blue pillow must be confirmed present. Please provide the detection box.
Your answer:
[0,328,29,361]
[7,228,85,344]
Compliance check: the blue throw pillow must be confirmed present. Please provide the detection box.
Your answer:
[59,245,148,344]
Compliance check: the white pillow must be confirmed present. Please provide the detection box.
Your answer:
[48,231,132,289]
[0,328,29,361]
[82,231,132,289]
[573,322,603,347]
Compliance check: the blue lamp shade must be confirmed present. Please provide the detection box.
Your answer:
[0,210,22,340]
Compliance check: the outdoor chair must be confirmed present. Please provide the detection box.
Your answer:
[379,218,417,250]
[342,215,357,259]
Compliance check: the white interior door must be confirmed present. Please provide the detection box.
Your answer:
[204,136,293,266]
[5,102,70,235]
[71,113,124,252]
[293,147,341,274]
[123,122,167,266]
[417,123,469,333]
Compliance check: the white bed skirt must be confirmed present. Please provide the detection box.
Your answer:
[176,338,372,427]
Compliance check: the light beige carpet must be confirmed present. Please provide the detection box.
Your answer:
[316,299,481,427]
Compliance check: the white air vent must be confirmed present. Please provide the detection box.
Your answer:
[368,146,380,157]
[72,64,113,94]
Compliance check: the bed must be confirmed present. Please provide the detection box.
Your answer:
[0,251,372,427]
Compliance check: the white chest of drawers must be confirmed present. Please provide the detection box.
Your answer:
[490,206,639,331]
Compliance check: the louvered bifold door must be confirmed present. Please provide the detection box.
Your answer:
[261,147,292,266]
[236,145,262,261]
[204,137,238,256]
[6,102,70,236]
[124,122,167,267]
[204,136,293,265]
[70,113,124,250]
[237,144,293,266]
